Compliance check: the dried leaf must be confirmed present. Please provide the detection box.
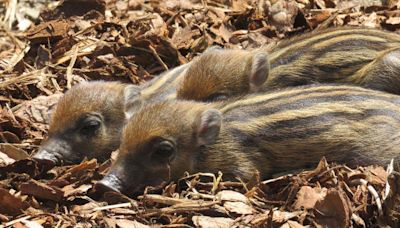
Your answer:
[63,184,92,198]
[364,166,388,185]
[281,220,309,228]
[0,144,30,161]
[14,94,62,125]
[314,189,352,227]
[216,190,249,204]
[0,151,15,166]
[115,219,149,228]
[0,188,30,216]
[20,179,64,202]
[192,216,235,228]
[223,201,254,214]
[42,0,106,19]
[293,186,328,210]
[21,220,44,228]
[386,17,400,25]
[26,20,70,44]
[0,159,39,178]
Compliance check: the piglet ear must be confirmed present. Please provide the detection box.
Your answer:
[196,109,222,146]
[123,85,142,119]
[249,52,270,92]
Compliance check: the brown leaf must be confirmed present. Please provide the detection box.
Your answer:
[115,219,149,228]
[0,109,29,144]
[0,131,20,144]
[0,213,9,222]
[301,157,329,180]
[0,151,15,166]
[14,93,62,125]
[361,12,381,28]
[21,220,44,228]
[42,0,106,20]
[223,201,254,215]
[192,216,235,228]
[0,144,30,161]
[25,20,70,44]
[383,17,400,29]
[381,171,400,226]
[0,188,30,216]
[215,23,234,43]
[104,217,117,228]
[20,179,64,202]
[216,190,250,204]
[364,166,388,185]
[281,220,309,228]
[171,26,197,49]
[0,159,39,178]
[35,45,52,68]
[149,13,168,37]
[270,211,305,224]
[72,201,103,214]
[64,159,97,176]
[63,184,92,198]
[386,17,400,25]
[314,189,352,227]
[293,186,328,210]
[269,0,299,29]
[307,10,332,28]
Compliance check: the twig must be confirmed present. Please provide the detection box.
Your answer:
[157,225,193,228]
[211,171,223,194]
[261,174,293,185]
[0,215,31,228]
[4,0,17,29]
[356,179,383,216]
[180,172,219,182]
[73,22,102,36]
[0,23,24,50]
[0,69,54,89]
[5,103,18,123]
[51,38,103,66]
[148,45,168,71]
[51,78,62,91]
[384,158,394,200]
[92,202,132,212]
[54,220,62,228]
[351,213,366,227]
[141,201,219,218]
[165,11,181,26]
[66,45,79,89]
[308,165,344,182]
[1,44,30,74]
[140,194,194,206]
[186,192,216,200]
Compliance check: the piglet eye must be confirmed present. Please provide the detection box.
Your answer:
[151,140,176,163]
[206,92,228,102]
[80,120,101,136]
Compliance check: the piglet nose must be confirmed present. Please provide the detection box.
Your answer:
[95,175,122,194]
[32,149,58,169]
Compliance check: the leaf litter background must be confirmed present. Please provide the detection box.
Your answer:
[1,0,400,227]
